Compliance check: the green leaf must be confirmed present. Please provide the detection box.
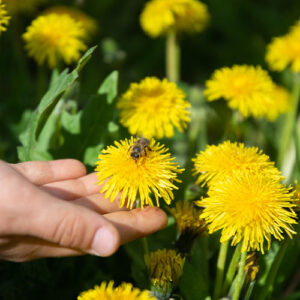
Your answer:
[76,46,98,73]
[124,241,149,289]
[179,261,210,300]
[97,71,118,104]
[52,70,119,161]
[178,239,210,300]
[108,121,119,133]
[61,111,82,135]
[83,143,104,166]
[17,46,97,162]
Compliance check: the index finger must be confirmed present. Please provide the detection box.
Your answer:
[10,159,86,185]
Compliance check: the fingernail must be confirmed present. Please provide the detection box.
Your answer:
[91,227,118,257]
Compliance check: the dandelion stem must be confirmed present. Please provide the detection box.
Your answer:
[277,74,300,170]
[141,236,150,257]
[258,239,289,300]
[232,250,247,300]
[213,240,229,300]
[244,281,256,300]
[222,242,242,295]
[166,30,180,82]
[136,199,150,258]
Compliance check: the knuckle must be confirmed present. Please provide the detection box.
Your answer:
[51,212,92,250]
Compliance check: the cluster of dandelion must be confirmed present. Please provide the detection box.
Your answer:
[193,141,297,299]
[82,5,300,300]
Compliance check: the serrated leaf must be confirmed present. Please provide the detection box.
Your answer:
[17,46,97,162]
[97,71,118,104]
[53,71,119,161]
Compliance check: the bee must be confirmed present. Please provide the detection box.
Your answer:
[130,137,151,160]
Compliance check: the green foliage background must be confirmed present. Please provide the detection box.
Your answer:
[0,0,300,299]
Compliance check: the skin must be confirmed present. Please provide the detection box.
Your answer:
[0,159,168,262]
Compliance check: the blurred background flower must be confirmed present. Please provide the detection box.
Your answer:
[42,5,98,41]
[117,77,190,139]
[204,65,275,118]
[266,19,300,73]
[140,0,209,38]
[23,13,87,68]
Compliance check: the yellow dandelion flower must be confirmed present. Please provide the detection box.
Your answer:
[192,141,282,187]
[140,0,209,38]
[266,19,300,73]
[43,6,98,40]
[204,65,274,118]
[77,281,156,300]
[145,249,185,290]
[95,137,184,209]
[117,77,190,139]
[196,172,297,254]
[23,14,87,68]
[0,0,10,35]
[3,0,43,15]
[169,200,206,235]
[265,85,291,121]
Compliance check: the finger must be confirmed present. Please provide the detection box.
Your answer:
[1,165,120,257]
[41,173,99,200]
[103,207,168,245]
[41,173,130,213]
[72,193,130,214]
[10,159,86,185]
[0,236,84,262]
[16,197,121,257]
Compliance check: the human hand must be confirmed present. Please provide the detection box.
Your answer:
[0,159,167,262]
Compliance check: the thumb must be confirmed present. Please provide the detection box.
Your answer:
[10,185,121,257]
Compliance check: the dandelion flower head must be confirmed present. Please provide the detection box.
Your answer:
[95,137,184,209]
[204,65,274,118]
[192,141,282,186]
[77,281,156,300]
[0,0,10,35]
[266,19,300,73]
[145,249,185,288]
[23,13,87,68]
[169,200,206,236]
[196,172,297,253]
[265,85,291,121]
[117,77,190,139]
[140,0,209,38]
[43,6,98,39]
[3,0,43,15]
